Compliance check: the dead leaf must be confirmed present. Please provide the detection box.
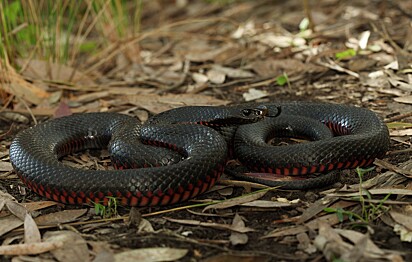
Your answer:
[24,213,41,244]
[242,88,268,101]
[394,96,412,105]
[0,241,64,255]
[34,209,88,226]
[44,231,89,262]
[390,210,412,231]
[125,93,230,114]
[297,232,317,254]
[17,59,95,86]
[6,201,28,220]
[22,201,59,212]
[212,65,254,78]
[203,189,269,212]
[0,65,50,105]
[54,101,73,118]
[192,72,208,83]
[0,161,13,172]
[239,200,291,208]
[229,214,248,246]
[114,247,188,262]
[207,69,226,84]
[164,217,255,233]
[0,215,24,238]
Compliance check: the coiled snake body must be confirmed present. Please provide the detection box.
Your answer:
[9,102,390,206]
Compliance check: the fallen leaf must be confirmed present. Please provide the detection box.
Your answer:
[242,88,268,101]
[0,161,13,172]
[192,72,208,83]
[17,59,95,86]
[240,200,291,208]
[114,247,188,262]
[203,189,269,212]
[0,241,64,255]
[0,215,24,238]
[212,65,254,78]
[390,210,412,231]
[394,95,412,105]
[54,101,73,118]
[207,69,226,84]
[125,93,230,114]
[390,129,412,136]
[6,201,28,220]
[0,65,50,105]
[164,217,255,233]
[229,214,248,246]
[34,209,88,226]
[24,213,41,244]
[22,201,59,212]
[44,231,89,262]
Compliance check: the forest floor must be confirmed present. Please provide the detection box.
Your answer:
[1,0,412,261]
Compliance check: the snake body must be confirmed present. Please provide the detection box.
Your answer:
[9,102,390,206]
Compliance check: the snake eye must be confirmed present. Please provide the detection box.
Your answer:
[242,109,252,116]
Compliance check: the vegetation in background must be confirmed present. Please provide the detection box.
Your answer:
[0,0,143,68]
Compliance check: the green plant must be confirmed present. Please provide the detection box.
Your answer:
[0,0,143,67]
[324,167,391,224]
[335,48,356,60]
[94,196,119,218]
[276,72,291,88]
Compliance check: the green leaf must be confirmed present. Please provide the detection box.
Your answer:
[386,122,412,129]
[79,41,98,53]
[299,17,310,31]
[4,1,21,25]
[335,49,356,60]
[276,74,289,86]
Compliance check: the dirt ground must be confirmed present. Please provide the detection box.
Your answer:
[1,0,412,261]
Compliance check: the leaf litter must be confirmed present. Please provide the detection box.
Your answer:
[1,0,412,261]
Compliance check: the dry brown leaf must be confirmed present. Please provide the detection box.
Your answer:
[390,128,412,136]
[44,231,89,262]
[203,190,268,212]
[229,214,248,246]
[125,93,230,114]
[0,161,13,172]
[21,201,59,212]
[54,101,73,118]
[6,201,28,220]
[242,88,268,101]
[17,59,95,86]
[0,241,64,255]
[336,229,385,256]
[0,215,24,238]
[248,59,324,77]
[192,72,208,84]
[314,221,351,260]
[212,65,255,78]
[239,200,291,208]
[297,197,339,224]
[262,225,308,239]
[114,247,188,262]
[0,65,50,105]
[24,213,41,244]
[207,69,226,84]
[34,209,88,226]
[394,96,412,105]
[390,210,412,231]
[164,217,255,233]
[72,91,111,103]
